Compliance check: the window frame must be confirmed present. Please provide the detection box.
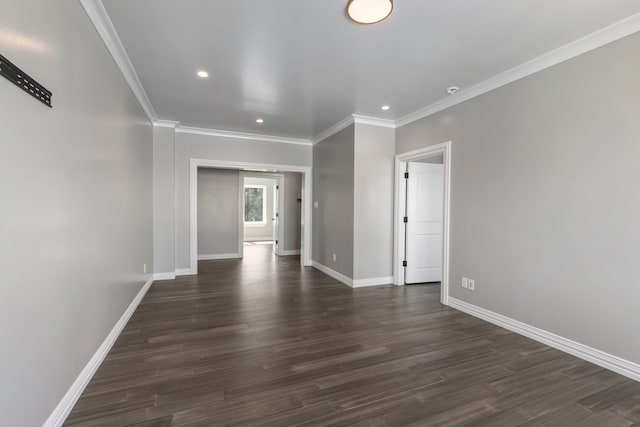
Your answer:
[243,184,267,226]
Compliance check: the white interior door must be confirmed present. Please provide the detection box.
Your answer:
[405,162,444,284]
[272,183,279,254]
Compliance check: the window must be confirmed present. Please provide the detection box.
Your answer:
[244,185,266,224]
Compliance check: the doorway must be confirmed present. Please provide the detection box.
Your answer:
[190,159,311,275]
[394,141,451,304]
[241,174,284,255]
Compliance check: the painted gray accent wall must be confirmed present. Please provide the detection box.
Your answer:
[312,126,355,277]
[283,172,302,252]
[198,169,240,256]
[0,2,153,426]
[396,33,640,364]
[153,126,176,273]
[353,124,396,280]
[174,131,312,268]
[243,177,276,242]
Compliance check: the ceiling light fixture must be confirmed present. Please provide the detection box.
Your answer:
[197,70,209,78]
[381,105,390,111]
[446,86,459,95]
[346,0,393,24]
[256,118,264,124]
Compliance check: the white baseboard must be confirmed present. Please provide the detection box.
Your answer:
[153,272,176,280]
[311,261,353,287]
[243,237,273,242]
[175,268,194,276]
[352,276,394,288]
[279,249,301,256]
[197,253,241,261]
[43,276,154,427]
[447,297,640,383]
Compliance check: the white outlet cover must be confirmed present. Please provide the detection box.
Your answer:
[314,201,319,208]
[468,279,475,291]
[462,277,468,289]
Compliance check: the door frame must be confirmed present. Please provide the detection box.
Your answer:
[190,159,312,275]
[239,172,285,256]
[393,141,452,305]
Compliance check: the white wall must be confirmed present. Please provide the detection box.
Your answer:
[198,169,241,256]
[243,177,276,242]
[396,33,640,364]
[0,2,153,426]
[174,131,312,269]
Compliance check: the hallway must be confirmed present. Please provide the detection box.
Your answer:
[64,245,640,426]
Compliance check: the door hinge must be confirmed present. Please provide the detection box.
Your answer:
[276,185,279,190]
[275,240,278,244]
[403,216,408,223]
[276,212,279,217]
[402,260,407,267]
[404,172,409,179]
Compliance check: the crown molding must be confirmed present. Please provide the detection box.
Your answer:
[176,126,312,146]
[80,0,157,122]
[312,116,354,145]
[352,114,396,128]
[396,13,640,128]
[153,120,180,128]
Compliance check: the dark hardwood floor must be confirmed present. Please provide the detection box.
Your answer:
[65,245,640,426]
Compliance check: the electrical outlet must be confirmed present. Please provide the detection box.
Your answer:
[314,201,319,208]
[332,253,337,262]
[461,277,468,289]
[143,263,147,274]
[468,278,475,291]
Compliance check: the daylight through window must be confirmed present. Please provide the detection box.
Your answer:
[244,185,266,224]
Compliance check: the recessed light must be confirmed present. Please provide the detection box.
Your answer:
[381,105,391,111]
[197,70,209,78]
[446,86,459,95]
[256,118,264,124]
[347,0,393,24]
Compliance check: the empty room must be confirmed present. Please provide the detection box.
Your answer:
[2,0,640,426]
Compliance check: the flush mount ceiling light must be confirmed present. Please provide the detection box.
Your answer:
[197,70,209,78]
[381,105,391,111]
[346,0,393,24]
[256,118,264,124]
[446,86,459,95]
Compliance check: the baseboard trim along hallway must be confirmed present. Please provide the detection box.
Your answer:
[153,272,176,281]
[197,253,241,261]
[352,276,394,288]
[448,297,640,382]
[311,261,392,288]
[43,276,155,427]
[311,261,353,287]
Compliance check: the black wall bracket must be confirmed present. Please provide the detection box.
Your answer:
[0,54,52,108]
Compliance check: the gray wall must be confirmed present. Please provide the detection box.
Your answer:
[417,154,444,164]
[312,126,355,277]
[153,126,176,273]
[396,33,640,364]
[0,2,153,426]
[243,176,276,242]
[198,169,240,256]
[283,172,302,252]
[353,124,396,280]
[175,131,312,268]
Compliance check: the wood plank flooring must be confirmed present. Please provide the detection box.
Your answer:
[65,245,640,426]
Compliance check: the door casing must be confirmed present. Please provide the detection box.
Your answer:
[394,141,452,305]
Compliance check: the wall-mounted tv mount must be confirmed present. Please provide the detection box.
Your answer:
[0,54,52,108]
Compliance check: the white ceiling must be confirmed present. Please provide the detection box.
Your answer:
[100,0,640,140]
